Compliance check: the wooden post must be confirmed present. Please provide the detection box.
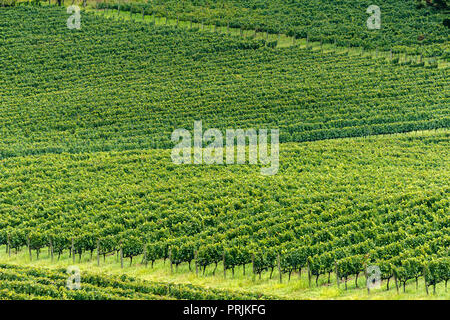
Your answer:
[169,247,173,273]
[96,240,100,266]
[142,7,145,21]
[50,238,54,262]
[27,235,32,261]
[195,250,198,276]
[277,253,282,283]
[251,253,255,280]
[335,261,339,288]
[424,266,428,295]
[227,24,229,34]
[223,251,226,279]
[120,246,123,268]
[292,35,295,45]
[365,268,369,294]
[307,260,311,288]
[6,233,10,257]
[143,244,148,267]
[71,238,75,263]
[240,28,243,37]
[390,48,393,60]
[394,273,399,293]
[117,3,120,15]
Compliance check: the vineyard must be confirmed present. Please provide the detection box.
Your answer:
[0,7,449,158]
[0,129,449,297]
[0,4,449,300]
[0,264,270,299]
[96,0,450,57]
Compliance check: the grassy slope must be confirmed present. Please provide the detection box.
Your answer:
[0,243,448,300]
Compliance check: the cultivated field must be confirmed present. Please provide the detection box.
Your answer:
[0,2,448,300]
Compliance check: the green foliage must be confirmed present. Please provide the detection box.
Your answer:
[0,7,448,159]
[99,0,449,55]
[0,264,272,299]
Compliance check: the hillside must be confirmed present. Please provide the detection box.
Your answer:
[0,7,448,158]
[0,4,448,300]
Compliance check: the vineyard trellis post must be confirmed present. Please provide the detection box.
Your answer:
[251,253,255,281]
[169,247,173,273]
[365,268,369,294]
[307,259,311,288]
[223,251,226,279]
[195,250,198,276]
[49,238,53,262]
[6,233,10,257]
[143,244,148,267]
[394,272,399,293]
[424,265,428,295]
[96,240,100,267]
[335,261,339,288]
[71,238,75,263]
[277,254,282,283]
[120,244,123,269]
[27,235,31,261]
